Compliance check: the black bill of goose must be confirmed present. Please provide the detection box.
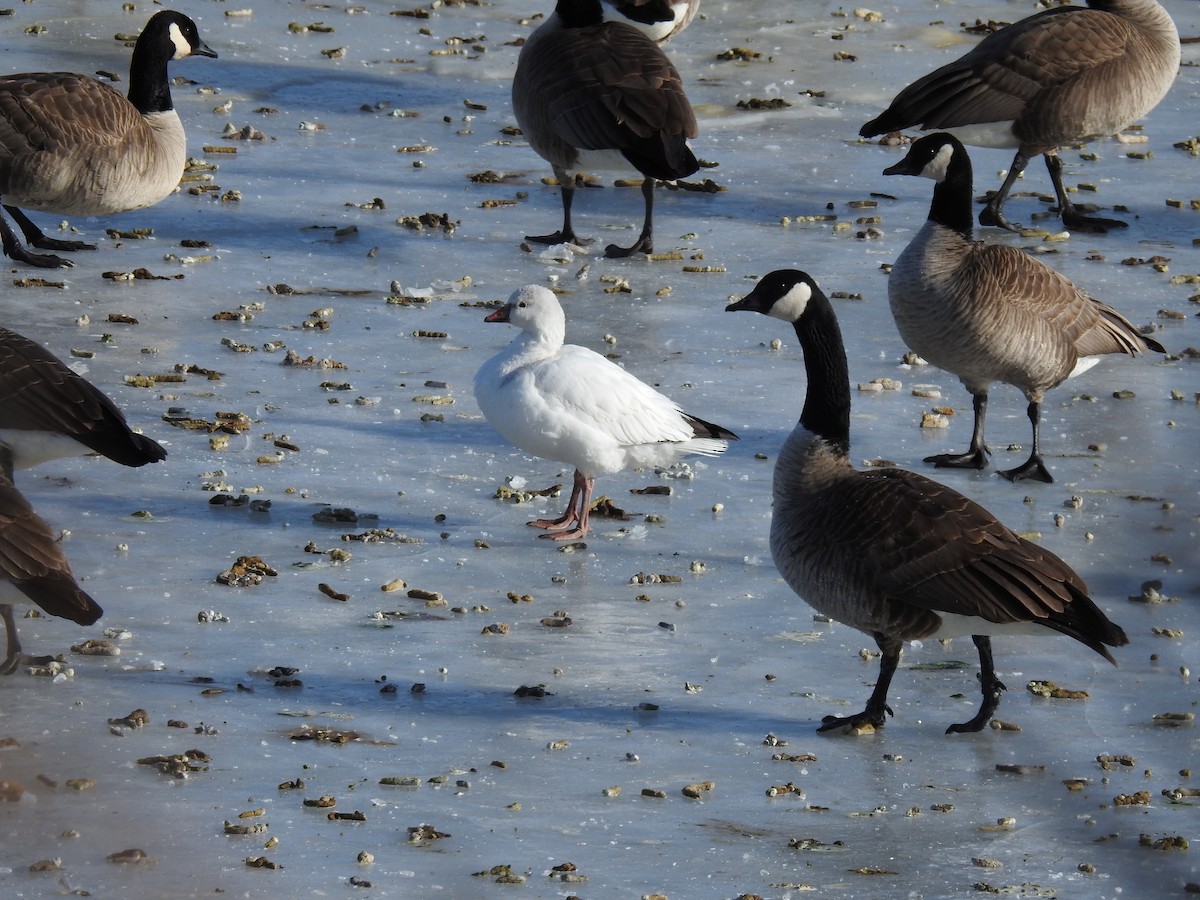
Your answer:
[604,0,699,43]
[0,326,165,669]
[860,0,1180,233]
[1,472,101,674]
[512,0,699,258]
[0,326,167,477]
[727,269,1128,734]
[884,133,1164,484]
[0,10,217,268]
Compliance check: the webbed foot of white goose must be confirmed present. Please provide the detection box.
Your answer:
[817,704,893,734]
[537,526,588,541]
[924,448,989,470]
[998,455,1053,484]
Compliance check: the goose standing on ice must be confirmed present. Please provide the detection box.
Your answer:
[512,0,699,257]
[0,327,166,672]
[0,10,217,267]
[727,269,1128,734]
[860,0,1180,233]
[884,133,1164,483]
[474,284,735,540]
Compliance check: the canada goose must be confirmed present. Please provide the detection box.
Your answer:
[0,10,217,268]
[727,269,1128,734]
[0,327,167,477]
[604,0,699,43]
[885,133,1164,483]
[474,284,735,540]
[860,0,1180,233]
[512,0,698,257]
[0,472,101,674]
[0,326,165,672]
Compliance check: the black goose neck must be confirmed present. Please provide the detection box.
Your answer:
[929,146,975,237]
[126,29,174,114]
[557,0,605,28]
[796,290,851,456]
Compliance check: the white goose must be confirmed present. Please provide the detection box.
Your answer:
[474,284,736,540]
[728,269,1128,734]
[860,0,1180,233]
[0,10,217,267]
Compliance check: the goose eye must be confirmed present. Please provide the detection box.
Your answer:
[518,301,527,308]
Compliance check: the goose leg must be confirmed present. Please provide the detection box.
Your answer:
[999,400,1053,483]
[0,210,74,269]
[605,178,655,258]
[818,635,899,733]
[527,469,587,531]
[1,604,55,676]
[5,205,95,252]
[978,151,1031,233]
[925,392,990,470]
[526,171,591,246]
[946,635,1007,734]
[1043,153,1127,234]
[536,471,595,541]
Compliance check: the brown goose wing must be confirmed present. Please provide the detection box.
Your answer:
[0,474,101,625]
[862,7,1131,133]
[0,73,143,157]
[521,23,696,168]
[963,245,1160,358]
[860,467,1124,659]
[0,327,166,467]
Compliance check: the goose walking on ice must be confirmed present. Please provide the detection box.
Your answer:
[727,269,1128,734]
[0,10,217,267]
[474,284,735,540]
[0,327,166,672]
[860,0,1180,233]
[884,133,1164,483]
[512,0,699,257]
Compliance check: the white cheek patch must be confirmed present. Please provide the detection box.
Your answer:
[168,22,192,59]
[769,281,812,322]
[921,142,955,182]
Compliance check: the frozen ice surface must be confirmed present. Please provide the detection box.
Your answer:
[0,1,1197,897]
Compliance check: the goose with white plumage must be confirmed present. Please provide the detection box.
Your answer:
[474,284,736,540]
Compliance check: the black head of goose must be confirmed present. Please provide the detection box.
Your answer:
[0,10,217,268]
[0,472,101,675]
[727,269,1128,734]
[512,0,698,258]
[860,0,1180,233]
[883,132,1165,484]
